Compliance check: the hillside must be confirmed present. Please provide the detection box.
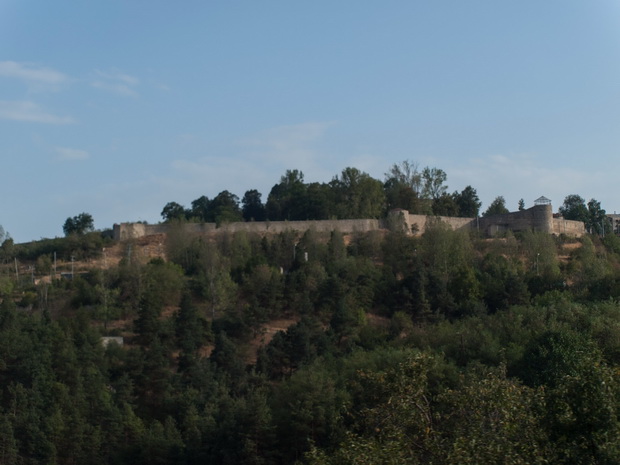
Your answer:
[1,225,620,464]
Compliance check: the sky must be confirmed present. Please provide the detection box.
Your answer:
[2,1,620,242]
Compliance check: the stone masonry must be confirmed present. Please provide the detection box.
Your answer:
[113,204,585,241]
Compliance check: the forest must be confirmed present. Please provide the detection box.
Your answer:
[0,164,619,464]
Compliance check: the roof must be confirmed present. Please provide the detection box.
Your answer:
[534,196,552,205]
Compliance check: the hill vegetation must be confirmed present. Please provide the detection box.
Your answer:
[1,163,619,464]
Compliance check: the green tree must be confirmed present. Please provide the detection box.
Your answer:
[134,289,164,347]
[266,169,308,220]
[432,193,459,216]
[161,202,188,222]
[208,190,242,225]
[272,364,348,462]
[306,182,335,220]
[190,195,210,221]
[522,231,558,270]
[587,198,611,235]
[241,264,283,325]
[519,330,620,463]
[482,196,509,217]
[306,352,436,465]
[384,160,426,213]
[558,194,588,223]
[332,167,385,219]
[241,189,266,221]
[385,160,423,196]
[0,413,18,465]
[421,167,448,200]
[479,253,529,311]
[420,218,478,315]
[455,185,482,217]
[144,258,185,308]
[63,212,95,236]
[209,331,246,381]
[0,237,14,261]
[438,367,550,464]
[197,243,237,320]
[176,293,209,371]
[568,235,612,295]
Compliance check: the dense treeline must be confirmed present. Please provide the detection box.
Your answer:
[160,163,484,224]
[1,221,620,464]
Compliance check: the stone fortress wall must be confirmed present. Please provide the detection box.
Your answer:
[552,217,588,236]
[114,218,382,241]
[402,205,584,237]
[113,204,585,241]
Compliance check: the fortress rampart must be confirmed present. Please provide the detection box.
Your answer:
[552,218,587,236]
[114,218,382,240]
[113,204,585,241]
[400,205,583,237]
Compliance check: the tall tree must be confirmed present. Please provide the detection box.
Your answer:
[208,190,242,224]
[587,198,610,235]
[455,185,482,217]
[161,202,188,222]
[266,169,307,220]
[190,195,210,222]
[332,167,385,219]
[63,212,95,236]
[558,194,588,223]
[384,160,424,212]
[482,196,509,217]
[241,189,266,221]
[385,160,423,195]
[305,182,334,220]
[519,330,620,463]
[176,293,208,371]
[432,193,459,216]
[421,167,448,200]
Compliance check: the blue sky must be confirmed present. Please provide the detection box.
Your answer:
[2,1,620,242]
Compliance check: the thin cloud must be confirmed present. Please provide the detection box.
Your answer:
[55,147,90,161]
[449,153,607,211]
[167,156,269,199]
[91,69,140,97]
[0,101,74,124]
[0,61,69,84]
[245,121,334,152]
[160,122,341,202]
[240,122,337,180]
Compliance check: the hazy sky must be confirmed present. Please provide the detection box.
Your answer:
[2,1,620,242]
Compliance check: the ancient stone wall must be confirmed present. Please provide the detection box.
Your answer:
[402,213,475,234]
[476,205,554,236]
[216,218,381,234]
[400,204,584,237]
[113,223,169,240]
[114,218,382,241]
[113,204,585,241]
[553,218,586,236]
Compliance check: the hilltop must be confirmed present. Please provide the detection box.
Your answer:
[1,214,620,464]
